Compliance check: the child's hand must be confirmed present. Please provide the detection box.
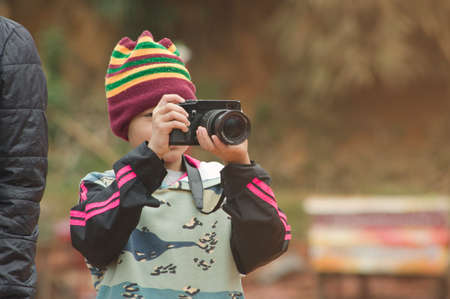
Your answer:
[196,126,251,165]
[148,94,190,158]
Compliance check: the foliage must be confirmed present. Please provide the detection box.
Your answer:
[253,0,450,189]
[269,0,450,105]
[3,0,450,231]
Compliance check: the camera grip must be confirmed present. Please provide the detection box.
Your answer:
[169,128,199,145]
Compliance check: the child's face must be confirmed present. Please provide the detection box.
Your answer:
[128,107,188,165]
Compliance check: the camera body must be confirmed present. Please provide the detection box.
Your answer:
[169,100,251,146]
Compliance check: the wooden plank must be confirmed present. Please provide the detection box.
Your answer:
[305,196,450,276]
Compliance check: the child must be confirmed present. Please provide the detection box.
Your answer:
[70,30,290,299]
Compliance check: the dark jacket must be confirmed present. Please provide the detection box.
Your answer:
[0,16,48,298]
[70,143,290,276]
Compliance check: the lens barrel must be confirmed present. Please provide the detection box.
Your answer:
[201,110,250,145]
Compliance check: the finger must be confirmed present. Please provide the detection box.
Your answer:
[153,94,186,116]
[196,127,216,151]
[158,102,189,118]
[158,120,190,133]
[159,110,190,126]
[211,135,228,151]
[159,94,186,105]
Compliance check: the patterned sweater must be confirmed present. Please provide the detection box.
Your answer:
[70,142,290,299]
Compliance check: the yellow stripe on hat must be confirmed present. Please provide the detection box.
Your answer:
[106,73,192,98]
[137,35,155,43]
[109,48,176,65]
[113,44,133,56]
[105,63,190,85]
[168,44,177,53]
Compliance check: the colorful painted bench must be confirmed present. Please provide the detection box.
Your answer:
[304,195,449,299]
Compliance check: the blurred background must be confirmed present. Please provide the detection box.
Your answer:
[1,0,449,298]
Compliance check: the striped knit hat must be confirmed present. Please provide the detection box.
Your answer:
[105,30,196,140]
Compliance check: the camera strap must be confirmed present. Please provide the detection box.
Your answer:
[183,156,203,210]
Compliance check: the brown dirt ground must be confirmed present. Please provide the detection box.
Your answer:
[36,239,449,299]
[243,241,449,299]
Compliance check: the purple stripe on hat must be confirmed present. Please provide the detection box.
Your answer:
[118,37,137,50]
[119,30,153,50]
[117,31,154,50]
[158,38,174,50]
[140,30,153,39]
[108,78,196,140]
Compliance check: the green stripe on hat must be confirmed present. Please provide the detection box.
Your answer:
[111,51,129,59]
[107,57,184,74]
[105,66,191,91]
[111,42,169,59]
[135,41,168,51]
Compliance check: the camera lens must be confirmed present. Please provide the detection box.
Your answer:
[200,110,249,145]
[222,115,245,139]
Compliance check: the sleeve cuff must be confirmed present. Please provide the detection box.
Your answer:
[220,161,270,197]
[114,142,167,193]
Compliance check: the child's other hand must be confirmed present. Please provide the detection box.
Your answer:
[196,126,251,165]
[148,94,190,158]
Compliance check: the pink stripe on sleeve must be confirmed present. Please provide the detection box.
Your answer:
[247,183,278,209]
[70,210,86,218]
[278,210,288,222]
[279,215,288,226]
[70,198,121,226]
[85,191,120,212]
[80,182,88,202]
[85,199,120,221]
[118,172,137,188]
[285,225,292,240]
[282,228,292,240]
[116,165,132,179]
[252,177,275,198]
[70,219,86,226]
[247,183,291,239]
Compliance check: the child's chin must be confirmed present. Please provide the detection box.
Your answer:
[164,146,188,159]
[169,145,185,151]
[168,145,188,152]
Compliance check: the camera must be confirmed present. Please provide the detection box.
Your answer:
[169,100,251,146]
